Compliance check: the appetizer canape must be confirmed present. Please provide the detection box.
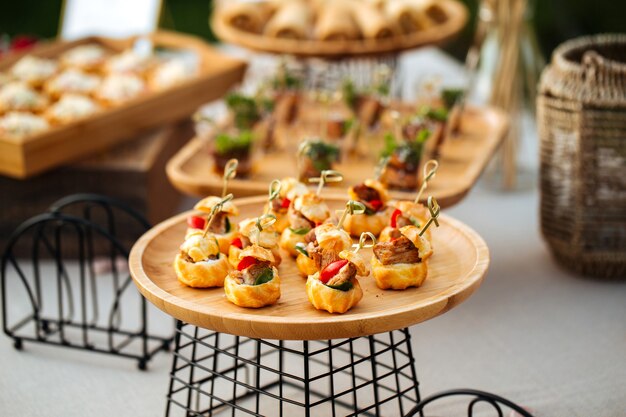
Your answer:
[0,112,49,139]
[105,50,154,75]
[174,196,234,288]
[295,199,361,276]
[371,197,440,289]
[343,179,391,237]
[265,177,308,233]
[211,129,255,176]
[297,140,340,182]
[224,245,281,308]
[380,160,439,243]
[306,232,376,314]
[379,129,429,190]
[95,73,146,106]
[268,60,303,124]
[45,94,101,124]
[0,82,48,114]
[44,69,101,99]
[10,55,58,87]
[229,213,281,268]
[341,67,390,128]
[60,44,108,72]
[149,59,194,91]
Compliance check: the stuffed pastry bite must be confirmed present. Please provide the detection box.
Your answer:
[95,73,146,105]
[174,231,230,288]
[44,94,101,124]
[280,192,330,257]
[60,44,108,72]
[379,200,431,243]
[343,179,390,237]
[0,111,49,139]
[0,82,48,114]
[10,55,58,87]
[265,177,308,233]
[44,69,101,99]
[229,214,281,268]
[105,50,154,75]
[295,222,352,276]
[224,245,281,308]
[187,195,239,254]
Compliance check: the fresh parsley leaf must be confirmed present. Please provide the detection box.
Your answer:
[253,267,274,286]
[380,133,397,158]
[214,131,254,155]
[224,216,231,233]
[289,227,310,235]
[226,93,261,129]
[441,88,464,109]
[419,105,448,122]
[294,243,309,258]
[303,140,340,171]
[327,281,354,292]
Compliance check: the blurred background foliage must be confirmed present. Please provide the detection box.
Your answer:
[1,0,624,61]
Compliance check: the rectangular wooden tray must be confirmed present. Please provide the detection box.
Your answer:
[166,105,508,207]
[0,30,247,179]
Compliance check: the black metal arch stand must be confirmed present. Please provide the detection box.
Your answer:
[165,321,534,417]
[1,194,173,370]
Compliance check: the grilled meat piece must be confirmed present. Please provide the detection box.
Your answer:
[232,262,272,285]
[353,183,380,202]
[289,209,315,230]
[373,236,421,265]
[326,262,357,287]
[304,228,317,244]
[208,212,228,234]
[308,246,341,271]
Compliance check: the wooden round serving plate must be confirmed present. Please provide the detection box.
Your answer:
[212,0,468,58]
[130,196,488,340]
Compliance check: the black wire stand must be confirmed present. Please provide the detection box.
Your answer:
[1,194,173,370]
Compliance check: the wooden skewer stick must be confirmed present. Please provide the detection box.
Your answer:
[419,196,440,237]
[309,169,344,196]
[202,193,234,238]
[265,179,282,214]
[414,160,439,204]
[352,232,377,254]
[375,156,390,181]
[336,200,366,231]
[222,159,238,198]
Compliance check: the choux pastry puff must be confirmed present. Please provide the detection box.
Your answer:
[343,179,391,237]
[306,249,369,314]
[295,222,353,276]
[174,231,231,288]
[224,245,281,308]
[264,177,309,233]
[229,217,282,268]
[186,196,239,254]
[379,200,432,243]
[371,225,433,290]
[280,192,331,257]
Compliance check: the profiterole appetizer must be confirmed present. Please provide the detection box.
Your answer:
[187,160,239,254]
[371,196,440,289]
[174,195,233,288]
[343,178,391,237]
[265,177,308,233]
[297,139,340,182]
[224,219,281,308]
[306,232,376,314]
[229,213,282,268]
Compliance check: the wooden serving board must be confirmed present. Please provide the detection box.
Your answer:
[0,30,247,179]
[129,195,489,340]
[166,106,508,207]
[212,0,467,58]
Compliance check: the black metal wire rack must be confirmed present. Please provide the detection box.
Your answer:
[1,194,173,369]
[166,321,422,417]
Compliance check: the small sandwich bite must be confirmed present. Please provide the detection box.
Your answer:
[371,225,433,290]
[187,196,240,254]
[280,192,330,257]
[45,94,100,124]
[224,245,281,308]
[379,200,431,243]
[230,217,281,267]
[343,179,391,237]
[265,177,309,233]
[149,59,193,91]
[95,73,146,106]
[295,222,353,276]
[60,44,108,72]
[44,69,101,99]
[306,249,369,314]
[11,55,58,87]
[174,231,230,288]
[105,50,154,75]
[0,82,48,114]
[0,111,49,139]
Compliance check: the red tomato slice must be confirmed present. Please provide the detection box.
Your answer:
[231,237,243,249]
[390,209,402,228]
[320,260,349,284]
[237,256,259,271]
[187,215,206,230]
[369,199,384,211]
[280,198,291,209]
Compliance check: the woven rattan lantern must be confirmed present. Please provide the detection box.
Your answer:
[538,34,626,279]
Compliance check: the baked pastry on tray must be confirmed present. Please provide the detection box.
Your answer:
[11,55,58,87]
[343,179,390,237]
[174,231,231,288]
[60,44,108,72]
[0,111,49,139]
[44,94,101,124]
[44,69,101,99]
[0,82,48,114]
[224,245,281,308]
[95,73,146,106]
[280,192,330,257]
[187,195,240,254]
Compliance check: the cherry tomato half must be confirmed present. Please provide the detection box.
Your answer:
[369,199,384,211]
[237,256,259,271]
[390,209,402,228]
[320,260,349,284]
[187,215,206,230]
[231,237,243,249]
[280,198,291,209]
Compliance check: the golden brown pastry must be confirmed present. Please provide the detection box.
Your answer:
[219,1,272,33]
[44,94,101,125]
[280,192,330,257]
[306,248,369,314]
[224,245,281,308]
[315,2,361,41]
[44,69,101,99]
[0,82,48,114]
[229,216,281,267]
[349,0,397,39]
[295,222,353,276]
[265,177,308,233]
[384,0,436,33]
[379,200,431,243]
[60,44,108,72]
[104,50,154,75]
[0,111,49,139]
[10,55,58,87]
[343,179,391,237]
[174,231,230,288]
[264,1,312,39]
[188,196,240,254]
[370,225,432,289]
[95,74,146,106]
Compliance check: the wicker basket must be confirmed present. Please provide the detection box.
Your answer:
[538,34,626,279]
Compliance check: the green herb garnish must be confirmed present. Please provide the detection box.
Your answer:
[289,227,310,235]
[381,133,398,158]
[272,72,302,91]
[224,217,231,233]
[327,281,354,292]
[441,88,465,109]
[215,130,254,155]
[294,243,309,258]
[253,266,274,286]
[226,92,261,129]
[302,140,340,171]
[419,105,448,122]
[342,79,358,111]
